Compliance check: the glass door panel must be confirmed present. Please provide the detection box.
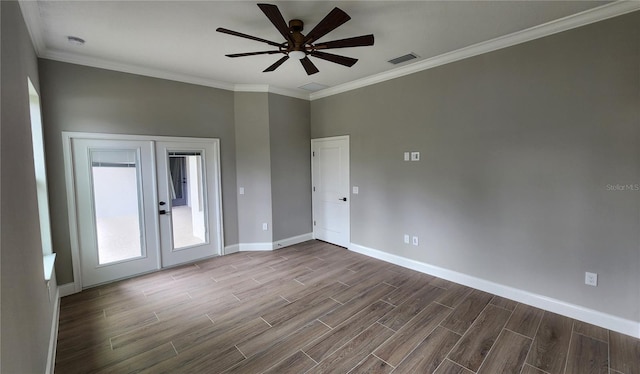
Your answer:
[90,149,144,264]
[170,154,207,249]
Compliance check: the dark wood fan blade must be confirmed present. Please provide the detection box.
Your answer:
[314,34,374,50]
[303,7,351,44]
[300,57,320,75]
[310,51,357,67]
[257,3,291,42]
[264,55,290,72]
[226,51,283,58]
[216,27,282,47]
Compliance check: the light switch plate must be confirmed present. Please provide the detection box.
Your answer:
[404,152,410,161]
[239,187,245,195]
[352,186,359,194]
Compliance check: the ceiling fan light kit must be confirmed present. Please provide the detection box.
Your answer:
[216,3,374,75]
[288,50,306,60]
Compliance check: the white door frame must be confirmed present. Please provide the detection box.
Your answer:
[62,132,225,292]
[311,135,350,248]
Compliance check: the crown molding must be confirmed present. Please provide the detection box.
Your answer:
[310,1,640,101]
[40,50,309,98]
[233,84,271,93]
[40,50,236,91]
[234,84,310,100]
[267,85,310,100]
[19,0,306,98]
[18,0,46,55]
[20,0,639,102]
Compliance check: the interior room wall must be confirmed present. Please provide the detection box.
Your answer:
[311,12,640,325]
[234,92,273,245]
[38,60,238,285]
[268,93,312,243]
[1,2,58,372]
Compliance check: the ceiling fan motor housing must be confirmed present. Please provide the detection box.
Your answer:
[289,23,307,53]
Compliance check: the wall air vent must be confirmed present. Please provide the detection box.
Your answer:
[388,53,419,65]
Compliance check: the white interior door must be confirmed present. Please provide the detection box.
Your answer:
[72,139,160,287]
[156,140,223,267]
[312,136,350,247]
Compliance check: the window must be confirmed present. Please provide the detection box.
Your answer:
[28,78,56,280]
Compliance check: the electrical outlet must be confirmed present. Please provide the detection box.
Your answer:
[585,272,598,286]
[262,223,268,231]
[404,234,410,244]
[412,236,419,246]
[411,152,420,161]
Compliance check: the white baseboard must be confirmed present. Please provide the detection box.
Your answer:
[45,286,61,374]
[58,282,78,297]
[224,244,240,255]
[350,243,640,339]
[235,233,314,252]
[238,242,274,251]
[273,233,313,250]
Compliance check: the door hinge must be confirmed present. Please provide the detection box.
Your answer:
[312,151,315,157]
[313,220,316,226]
[313,186,315,192]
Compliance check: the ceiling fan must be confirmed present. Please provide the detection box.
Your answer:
[216,3,374,75]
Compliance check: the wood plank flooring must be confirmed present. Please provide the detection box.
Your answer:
[55,240,640,374]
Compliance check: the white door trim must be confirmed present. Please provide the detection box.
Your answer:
[311,135,350,247]
[62,132,225,292]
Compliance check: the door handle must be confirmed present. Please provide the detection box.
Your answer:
[339,197,347,202]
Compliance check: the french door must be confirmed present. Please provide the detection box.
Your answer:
[72,139,159,286]
[67,134,223,288]
[155,141,221,268]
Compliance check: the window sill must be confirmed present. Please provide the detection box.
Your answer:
[43,253,56,282]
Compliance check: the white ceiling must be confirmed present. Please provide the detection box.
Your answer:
[19,1,638,99]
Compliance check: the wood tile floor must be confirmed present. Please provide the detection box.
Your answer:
[55,240,640,374]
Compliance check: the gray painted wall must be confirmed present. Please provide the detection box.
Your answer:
[269,94,312,242]
[38,60,239,285]
[234,92,273,244]
[234,92,312,245]
[1,2,57,372]
[311,13,640,323]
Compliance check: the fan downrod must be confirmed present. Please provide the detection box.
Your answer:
[289,19,303,32]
